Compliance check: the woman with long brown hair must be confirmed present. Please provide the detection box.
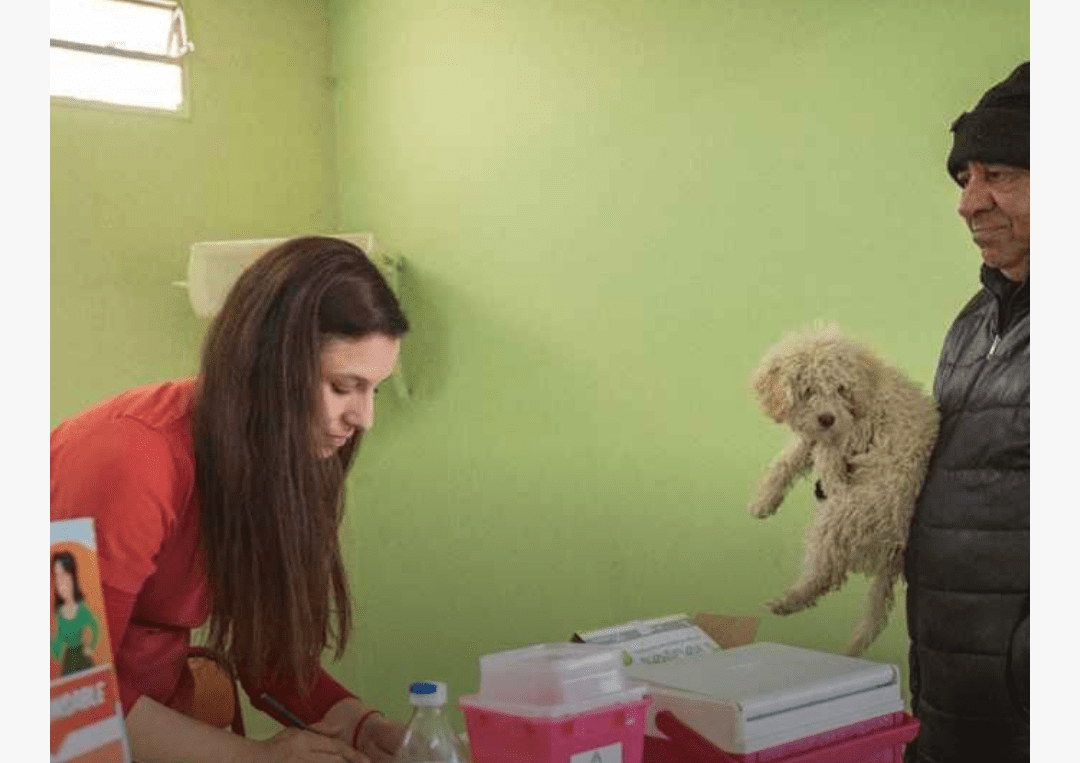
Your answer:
[51,237,410,763]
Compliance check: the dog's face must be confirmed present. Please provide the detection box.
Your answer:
[751,327,879,443]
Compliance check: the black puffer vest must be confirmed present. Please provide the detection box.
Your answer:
[904,265,1029,763]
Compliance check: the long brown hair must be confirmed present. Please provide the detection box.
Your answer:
[193,236,409,692]
[52,551,86,610]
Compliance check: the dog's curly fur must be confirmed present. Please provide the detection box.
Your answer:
[748,323,939,656]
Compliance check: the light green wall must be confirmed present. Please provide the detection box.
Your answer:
[50,0,336,424]
[327,0,1028,726]
[50,0,1029,741]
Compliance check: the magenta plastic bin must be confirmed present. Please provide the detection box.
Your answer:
[643,709,919,763]
[462,697,650,763]
[461,642,650,763]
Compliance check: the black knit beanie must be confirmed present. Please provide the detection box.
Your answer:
[946,61,1029,184]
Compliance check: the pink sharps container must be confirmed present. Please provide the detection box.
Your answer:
[459,642,650,763]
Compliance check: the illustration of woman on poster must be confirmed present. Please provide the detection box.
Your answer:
[51,551,100,676]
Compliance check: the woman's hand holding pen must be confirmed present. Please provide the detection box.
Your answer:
[253,726,365,763]
[248,695,402,763]
[351,714,405,763]
[310,698,405,763]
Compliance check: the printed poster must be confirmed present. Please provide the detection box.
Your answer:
[50,518,131,763]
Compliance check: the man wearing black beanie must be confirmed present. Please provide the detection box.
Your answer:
[904,61,1029,763]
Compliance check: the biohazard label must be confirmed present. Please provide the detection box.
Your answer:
[570,742,622,763]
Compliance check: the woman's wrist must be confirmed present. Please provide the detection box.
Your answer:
[351,708,385,749]
[230,738,262,763]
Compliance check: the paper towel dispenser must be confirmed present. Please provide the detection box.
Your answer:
[176,232,409,398]
[178,233,401,317]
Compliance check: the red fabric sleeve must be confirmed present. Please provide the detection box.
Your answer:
[99,585,144,715]
[53,417,180,593]
[240,668,356,727]
[52,417,182,714]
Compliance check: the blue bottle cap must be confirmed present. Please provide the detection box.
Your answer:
[408,680,447,705]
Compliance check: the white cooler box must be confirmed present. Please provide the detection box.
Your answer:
[627,642,918,763]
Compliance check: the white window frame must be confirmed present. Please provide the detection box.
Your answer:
[50,0,195,117]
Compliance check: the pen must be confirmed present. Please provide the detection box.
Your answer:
[259,692,310,730]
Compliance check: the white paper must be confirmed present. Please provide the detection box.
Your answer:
[576,614,720,665]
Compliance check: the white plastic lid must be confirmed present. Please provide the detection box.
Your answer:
[627,642,898,719]
[477,642,632,706]
[459,684,648,719]
[409,681,447,706]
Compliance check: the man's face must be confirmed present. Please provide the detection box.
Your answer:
[955,161,1030,282]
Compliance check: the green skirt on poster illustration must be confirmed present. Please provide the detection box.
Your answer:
[61,644,94,674]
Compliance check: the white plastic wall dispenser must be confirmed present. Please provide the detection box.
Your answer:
[179,233,402,317]
[177,232,409,398]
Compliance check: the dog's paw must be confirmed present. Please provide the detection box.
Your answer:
[748,498,780,518]
[844,633,873,657]
[845,620,883,656]
[765,592,807,616]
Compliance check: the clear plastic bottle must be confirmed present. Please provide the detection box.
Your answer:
[392,680,468,763]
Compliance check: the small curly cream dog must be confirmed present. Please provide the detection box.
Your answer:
[747,323,939,656]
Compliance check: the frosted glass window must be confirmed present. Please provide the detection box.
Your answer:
[50,0,193,112]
